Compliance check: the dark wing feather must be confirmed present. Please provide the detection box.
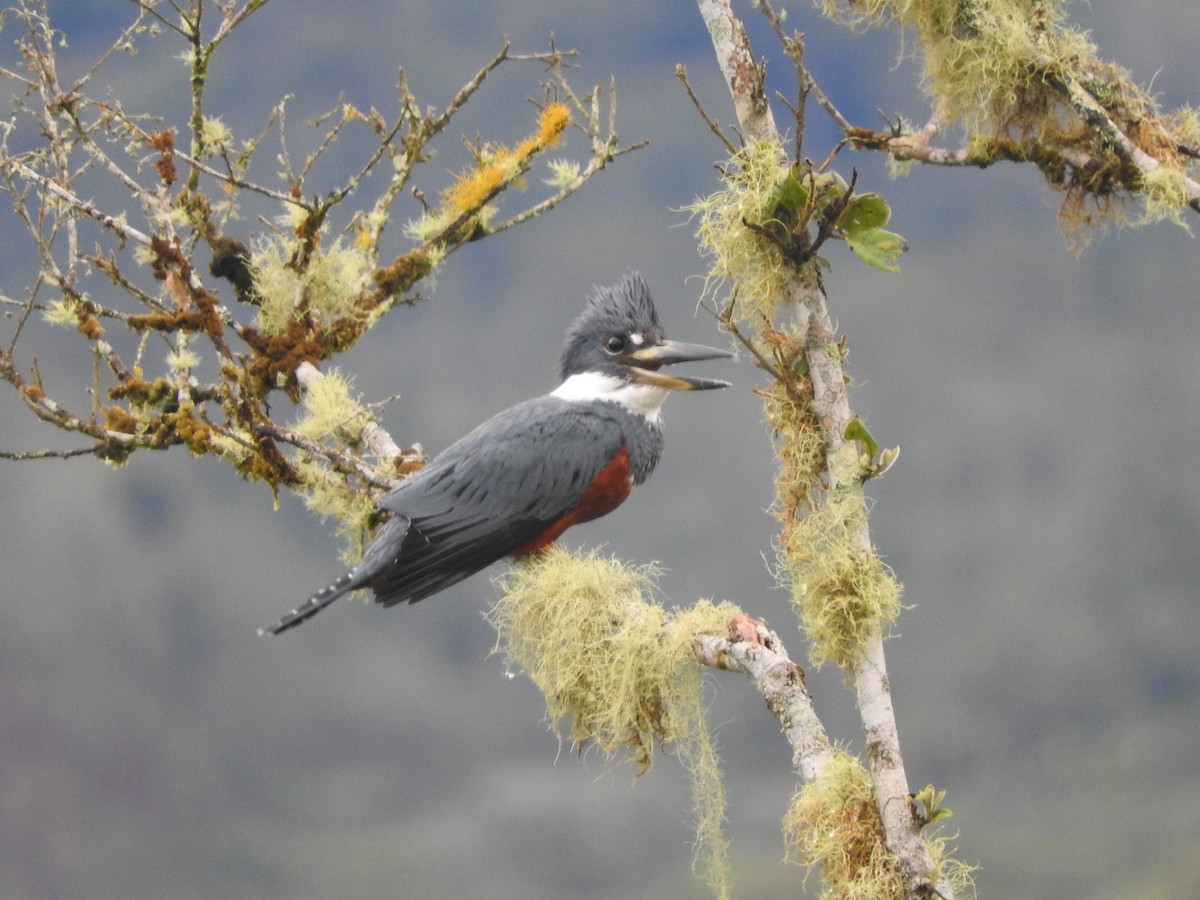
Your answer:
[364,395,627,606]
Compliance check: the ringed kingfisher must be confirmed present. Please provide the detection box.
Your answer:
[261,272,731,635]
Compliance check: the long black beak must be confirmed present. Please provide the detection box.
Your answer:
[623,339,733,391]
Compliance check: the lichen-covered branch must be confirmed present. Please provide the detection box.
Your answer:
[691,1,958,897]
[815,0,1200,240]
[0,0,641,561]
[695,0,778,146]
[491,549,742,900]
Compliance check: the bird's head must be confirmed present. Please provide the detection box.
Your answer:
[553,273,732,419]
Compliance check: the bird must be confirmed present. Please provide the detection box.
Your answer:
[261,272,732,635]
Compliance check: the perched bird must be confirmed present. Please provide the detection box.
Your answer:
[261,273,731,635]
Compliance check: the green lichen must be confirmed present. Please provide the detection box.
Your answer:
[291,367,371,446]
[250,232,373,336]
[784,749,906,898]
[821,0,1199,235]
[688,140,792,324]
[1135,166,1193,231]
[784,749,978,899]
[780,482,902,671]
[489,548,743,900]
[819,0,1097,136]
[293,457,376,563]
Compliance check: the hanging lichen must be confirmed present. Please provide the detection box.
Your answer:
[688,140,794,324]
[490,548,743,900]
[820,0,1200,238]
[784,749,977,899]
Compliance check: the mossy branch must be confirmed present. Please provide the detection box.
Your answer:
[0,0,641,562]
[810,0,1200,241]
[493,550,966,900]
[691,2,958,897]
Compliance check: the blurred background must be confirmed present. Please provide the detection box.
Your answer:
[2,2,1198,897]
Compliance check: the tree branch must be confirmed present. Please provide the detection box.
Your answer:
[695,0,778,147]
[694,2,953,897]
[692,614,833,783]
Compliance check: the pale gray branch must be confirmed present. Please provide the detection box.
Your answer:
[692,617,833,783]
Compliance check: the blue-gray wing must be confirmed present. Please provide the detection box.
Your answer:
[360,396,628,606]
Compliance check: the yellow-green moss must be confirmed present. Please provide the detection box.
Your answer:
[781,485,902,671]
[761,361,900,670]
[489,548,743,900]
[291,367,371,445]
[1135,166,1193,230]
[688,140,792,324]
[250,234,372,336]
[821,0,1199,235]
[294,457,377,563]
[784,749,905,898]
[764,375,827,521]
[784,749,978,899]
[819,0,1097,136]
[41,297,79,327]
[205,429,253,469]
[197,116,233,156]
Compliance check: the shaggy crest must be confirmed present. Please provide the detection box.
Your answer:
[559,272,664,380]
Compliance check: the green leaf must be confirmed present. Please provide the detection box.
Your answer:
[773,168,809,212]
[843,417,879,460]
[846,419,900,480]
[845,227,908,273]
[912,784,954,827]
[837,193,891,236]
[810,171,848,210]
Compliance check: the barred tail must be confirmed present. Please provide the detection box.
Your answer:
[259,571,358,636]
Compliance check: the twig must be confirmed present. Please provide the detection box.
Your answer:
[3,157,155,249]
[0,444,105,460]
[754,0,811,161]
[250,416,402,491]
[675,64,738,156]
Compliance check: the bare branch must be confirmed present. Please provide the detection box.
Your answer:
[2,157,155,249]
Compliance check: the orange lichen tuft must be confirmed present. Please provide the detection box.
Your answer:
[18,383,45,403]
[439,103,573,221]
[373,249,434,298]
[441,155,513,217]
[534,101,571,148]
[239,320,327,400]
[108,377,176,407]
[103,405,141,435]
[164,403,212,455]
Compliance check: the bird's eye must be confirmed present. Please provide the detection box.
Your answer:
[604,335,627,355]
